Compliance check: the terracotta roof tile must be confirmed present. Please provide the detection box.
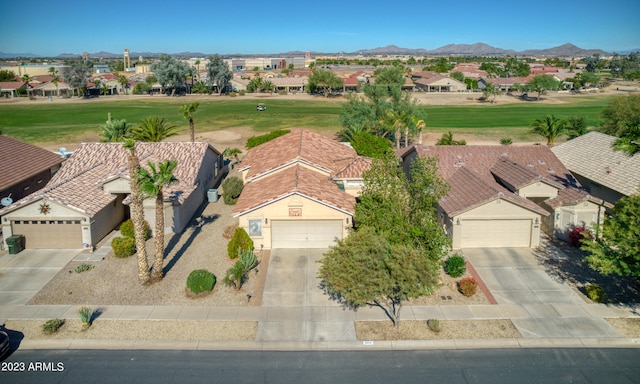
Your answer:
[490,158,563,191]
[332,157,372,180]
[233,165,355,216]
[0,135,65,191]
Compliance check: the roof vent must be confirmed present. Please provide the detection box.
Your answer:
[57,147,72,158]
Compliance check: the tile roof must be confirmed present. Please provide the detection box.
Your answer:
[0,135,65,191]
[232,164,356,216]
[406,145,587,216]
[0,142,218,217]
[332,157,372,180]
[0,82,26,90]
[551,132,640,196]
[239,129,358,181]
[544,186,611,209]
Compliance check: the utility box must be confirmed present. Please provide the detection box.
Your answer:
[207,189,219,203]
[6,235,25,254]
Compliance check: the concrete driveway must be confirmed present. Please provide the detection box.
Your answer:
[0,249,81,305]
[462,248,582,305]
[257,249,356,342]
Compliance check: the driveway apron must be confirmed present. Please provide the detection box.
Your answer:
[0,249,82,306]
[256,249,357,342]
[463,248,621,339]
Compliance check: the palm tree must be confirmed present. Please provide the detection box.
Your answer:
[530,114,567,147]
[21,74,32,97]
[131,117,177,142]
[123,139,150,284]
[137,160,178,282]
[118,75,129,95]
[410,116,426,145]
[49,67,60,97]
[181,102,199,142]
[101,119,132,142]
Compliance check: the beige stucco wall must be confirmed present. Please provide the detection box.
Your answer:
[90,195,125,246]
[518,182,559,199]
[552,200,607,242]
[237,193,352,249]
[449,198,541,249]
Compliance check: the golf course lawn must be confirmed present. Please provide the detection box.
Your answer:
[0,94,612,145]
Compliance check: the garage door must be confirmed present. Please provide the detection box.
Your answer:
[271,220,343,249]
[460,219,531,248]
[11,220,83,249]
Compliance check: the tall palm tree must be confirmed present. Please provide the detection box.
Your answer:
[131,117,177,142]
[530,114,567,147]
[137,160,178,282]
[48,67,60,97]
[123,139,150,284]
[118,75,129,95]
[181,102,199,142]
[21,74,32,97]
[410,116,426,145]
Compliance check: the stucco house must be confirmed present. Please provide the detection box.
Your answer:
[1,142,223,249]
[400,145,610,249]
[552,132,640,207]
[233,129,371,249]
[0,135,65,206]
[412,72,466,92]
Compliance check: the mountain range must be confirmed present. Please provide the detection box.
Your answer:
[0,42,634,59]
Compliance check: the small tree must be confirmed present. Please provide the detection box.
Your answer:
[436,131,466,145]
[319,227,438,328]
[530,114,567,147]
[526,74,560,100]
[227,227,254,259]
[482,82,501,103]
[307,69,344,97]
[223,249,258,290]
[181,102,199,142]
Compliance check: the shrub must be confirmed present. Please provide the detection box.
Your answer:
[500,137,513,145]
[223,224,238,239]
[426,319,441,333]
[186,269,216,294]
[446,255,466,278]
[221,176,244,205]
[459,277,478,297]
[42,318,64,334]
[227,227,254,259]
[78,306,93,327]
[568,226,592,247]
[585,283,606,303]
[75,263,94,273]
[119,219,150,240]
[246,129,291,149]
[111,236,135,258]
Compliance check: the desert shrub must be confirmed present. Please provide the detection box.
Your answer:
[568,226,592,247]
[111,236,135,258]
[446,255,466,278]
[246,129,290,149]
[186,269,216,294]
[227,227,254,259]
[239,90,246,96]
[78,306,93,327]
[75,263,94,273]
[426,319,441,333]
[221,176,244,205]
[585,283,606,303]
[228,92,237,97]
[500,137,513,145]
[459,277,478,297]
[119,219,150,240]
[223,224,239,239]
[42,318,64,334]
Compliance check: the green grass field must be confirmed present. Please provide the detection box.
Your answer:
[0,95,612,144]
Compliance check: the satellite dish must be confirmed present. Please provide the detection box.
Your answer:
[1,196,13,207]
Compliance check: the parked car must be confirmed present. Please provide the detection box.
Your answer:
[257,104,266,111]
[0,327,9,358]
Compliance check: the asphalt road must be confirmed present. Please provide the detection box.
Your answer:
[1,348,639,383]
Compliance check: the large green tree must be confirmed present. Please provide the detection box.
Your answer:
[582,193,640,277]
[181,102,199,142]
[526,74,560,100]
[307,69,344,97]
[137,160,178,282]
[319,226,438,328]
[66,59,92,96]
[482,82,501,103]
[530,114,567,147]
[152,54,193,96]
[0,69,15,81]
[599,95,640,137]
[131,117,177,142]
[205,54,232,95]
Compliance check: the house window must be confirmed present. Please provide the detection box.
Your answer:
[14,220,21,224]
[248,219,262,237]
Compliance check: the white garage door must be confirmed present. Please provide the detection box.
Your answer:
[11,219,83,249]
[271,220,343,249]
[460,219,531,248]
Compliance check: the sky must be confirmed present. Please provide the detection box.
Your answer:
[3,0,640,57]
